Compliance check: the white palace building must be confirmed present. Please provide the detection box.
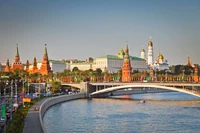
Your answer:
[69,39,170,73]
[69,42,147,73]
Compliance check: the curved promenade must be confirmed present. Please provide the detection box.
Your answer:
[39,92,86,133]
[23,98,48,133]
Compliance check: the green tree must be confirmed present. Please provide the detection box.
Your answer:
[51,81,61,93]
[96,68,102,76]
[72,67,79,72]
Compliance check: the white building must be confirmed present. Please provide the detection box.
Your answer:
[151,52,170,71]
[69,62,96,71]
[29,60,66,73]
[141,49,146,60]
[68,47,147,73]
[147,40,153,65]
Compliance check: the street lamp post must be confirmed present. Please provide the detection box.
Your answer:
[15,79,18,106]
[10,80,13,120]
[4,80,8,96]
[28,80,29,94]
[0,79,1,104]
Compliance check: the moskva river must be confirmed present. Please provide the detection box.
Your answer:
[43,92,200,133]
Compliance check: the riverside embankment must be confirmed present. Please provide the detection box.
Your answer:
[39,92,86,133]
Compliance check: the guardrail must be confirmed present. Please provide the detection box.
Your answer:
[39,92,86,133]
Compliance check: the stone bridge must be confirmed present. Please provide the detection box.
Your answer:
[61,82,200,98]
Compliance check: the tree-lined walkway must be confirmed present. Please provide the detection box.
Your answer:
[23,98,47,133]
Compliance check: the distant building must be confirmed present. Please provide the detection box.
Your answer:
[1,63,6,72]
[49,60,66,72]
[29,57,39,74]
[141,38,170,71]
[70,62,95,71]
[147,39,153,65]
[5,59,10,72]
[122,42,132,82]
[70,42,147,72]
[11,44,23,71]
[85,57,94,63]
[39,44,52,75]
[151,51,170,71]
[96,51,147,73]
[186,56,191,66]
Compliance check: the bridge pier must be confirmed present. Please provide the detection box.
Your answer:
[80,82,96,98]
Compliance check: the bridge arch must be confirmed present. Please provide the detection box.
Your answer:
[90,84,200,98]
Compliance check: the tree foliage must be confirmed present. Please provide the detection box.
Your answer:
[51,81,61,93]
[72,67,79,72]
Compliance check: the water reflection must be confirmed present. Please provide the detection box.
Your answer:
[43,92,200,133]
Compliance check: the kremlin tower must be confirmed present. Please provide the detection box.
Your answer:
[26,60,29,72]
[31,57,39,74]
[193,66,199,82]
[147,37,153,65]
[186,56,191,66]
[11,44,23,71]
[122,41,132,82]
[5,59,10,72]
[39,44,52,75]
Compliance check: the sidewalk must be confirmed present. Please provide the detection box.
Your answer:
[23,98,47,133]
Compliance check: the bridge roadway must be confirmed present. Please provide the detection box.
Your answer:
[90,82,200,87]
[61,82,200,98]
[61,82,200,89]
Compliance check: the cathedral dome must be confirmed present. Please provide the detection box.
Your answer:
[159,54,164,60]
[141,49,145,52]
[148,41,153,47]
[120,48,124,53]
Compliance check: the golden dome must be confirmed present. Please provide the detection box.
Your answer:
[158,54,164,60]
[148,41,153,47]
[141,49,145,52]
[120,48,124,53]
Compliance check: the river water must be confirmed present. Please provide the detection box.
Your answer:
[43,92,200,133]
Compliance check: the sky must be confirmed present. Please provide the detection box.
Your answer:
[0,0,200,65]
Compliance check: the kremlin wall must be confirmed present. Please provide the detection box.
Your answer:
[0,39,199,82]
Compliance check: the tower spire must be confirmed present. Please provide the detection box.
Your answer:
[125,41,129,54]
[186,55,191,66]
[12,44,23,71]
[16,44,19,56]
[44,44,48,56]
[40,44,52,75]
